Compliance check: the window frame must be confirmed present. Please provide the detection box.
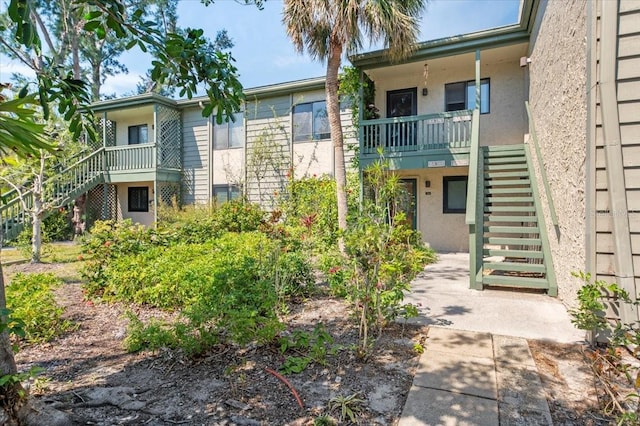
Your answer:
[443,176,468,214]
[213,112,245,150]
[128,124,148,145]
[212,184,242,203]
[444,78,490,114]
[292,100,330,142]
[128,186,149,212]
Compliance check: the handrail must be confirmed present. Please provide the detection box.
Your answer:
[361,109,472,126]
[524,101,559,229]
[465,109,483,289]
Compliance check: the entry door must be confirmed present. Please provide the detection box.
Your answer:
[398,178,417,230]
[386,88,417,149]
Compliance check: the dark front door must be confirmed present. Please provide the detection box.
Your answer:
[386,88,417,149]
[398,178,417,230]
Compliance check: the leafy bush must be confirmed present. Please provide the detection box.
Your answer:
[43,207,73,241]
[276,251,315,299]
[156,200,266,244]
[14,227,51,260]
[80,219,155,297]
[6,273,74,343]
[108,232,283,354]
[318,250,350,297]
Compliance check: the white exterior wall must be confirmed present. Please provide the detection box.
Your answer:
[115,181,154,227]
[114,111,154,146]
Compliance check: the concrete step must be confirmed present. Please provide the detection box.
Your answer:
[483,274,549,289]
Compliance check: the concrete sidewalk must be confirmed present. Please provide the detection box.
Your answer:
[403,252,585,343]
[397,253,584,425]
[399,328,552,426]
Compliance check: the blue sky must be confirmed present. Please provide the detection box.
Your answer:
[0,0,521,97]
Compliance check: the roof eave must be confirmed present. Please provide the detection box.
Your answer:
[90,93,177,112]
[350,0,538,70]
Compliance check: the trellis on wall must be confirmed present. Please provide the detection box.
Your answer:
[157,105,182,169]
[86,184,118,227]
[158,181,181,208]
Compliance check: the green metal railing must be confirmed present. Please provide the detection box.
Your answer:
[524,101,558,230]
[0,149,105,242]
[360,110,473,155]
[465,109,483,289]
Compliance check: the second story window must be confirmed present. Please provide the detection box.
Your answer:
[128,124,148,145]
[445,79,490,114]
[214,112,244,149]
[293,101,330,142]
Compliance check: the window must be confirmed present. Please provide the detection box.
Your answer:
[445,79,490,114]
[128,124,148,145]
[214,112,244,149]
[128,187,149,212]
[213,185,242,203]
[293,101,330,142]
[443,176,468,213]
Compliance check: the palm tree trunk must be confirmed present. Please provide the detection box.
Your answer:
[325,38,348,252]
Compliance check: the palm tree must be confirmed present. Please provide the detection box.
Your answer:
[283,0,426,249]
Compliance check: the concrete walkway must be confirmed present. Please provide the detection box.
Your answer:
[398,253,585,425]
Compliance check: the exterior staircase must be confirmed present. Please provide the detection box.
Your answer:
[0,149,105,242]
[477,144,557,295]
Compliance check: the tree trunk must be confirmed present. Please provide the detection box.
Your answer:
[31,156,46,263]
[325,37,348,253]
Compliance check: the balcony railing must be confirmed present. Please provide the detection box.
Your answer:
[360,110,473,155]
[105,144,155,171]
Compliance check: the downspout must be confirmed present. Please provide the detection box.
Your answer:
[358,69,364,207]
[600,0,638,323]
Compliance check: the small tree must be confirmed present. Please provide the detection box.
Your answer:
[345,159,434,357]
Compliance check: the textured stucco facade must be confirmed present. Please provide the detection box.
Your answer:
[527,0,588,307]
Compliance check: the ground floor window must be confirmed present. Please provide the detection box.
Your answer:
[128,186,149,212]
[443,176,468,213]
[213,185,242,203]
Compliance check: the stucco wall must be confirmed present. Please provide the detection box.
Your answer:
[368,46,528,147]
[528,0,587,307]
[396,167,470,252]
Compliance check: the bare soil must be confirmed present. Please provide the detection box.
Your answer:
[6,261,613,425]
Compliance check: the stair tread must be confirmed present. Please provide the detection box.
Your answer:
[483,274,549,288]
[484,206,536,212]
[485,188,532,194]
[484,262,546,273]
[484,215,538,223]
[483,226,540,233]
[484,179,531,186]
[484,171,530,178]
[484,157,527,165]
[483,249,544,258]
[486,196,534,203]
[484,237,542,245]
[484,163,528,171]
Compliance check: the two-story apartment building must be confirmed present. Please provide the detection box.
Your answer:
[2,0,637,315]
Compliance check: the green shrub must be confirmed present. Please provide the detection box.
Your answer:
[80,220,154,297]
[212,199,265,233]
[111,232,283,354]
[6,273,74,343]
[276,251,315,298]
[14,227,51,260]
[318,250,350,297]
[43,207,73,241]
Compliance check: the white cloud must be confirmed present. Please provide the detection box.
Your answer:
[0,60,36,84]
[101,72,144,97]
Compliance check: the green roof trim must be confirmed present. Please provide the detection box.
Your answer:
[90,92,177,112]
[350,0,538,70]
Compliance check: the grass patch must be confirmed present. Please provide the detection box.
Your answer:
[1,242,82,264]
